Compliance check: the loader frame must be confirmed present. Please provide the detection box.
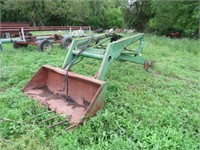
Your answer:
[62,33,154,80]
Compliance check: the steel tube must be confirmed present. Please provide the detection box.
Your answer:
[0,36,51,44]
[72,50,104,60]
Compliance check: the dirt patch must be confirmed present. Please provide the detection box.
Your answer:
[35,86,90,109]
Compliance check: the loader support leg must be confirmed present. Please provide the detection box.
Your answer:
[96,52,114,80]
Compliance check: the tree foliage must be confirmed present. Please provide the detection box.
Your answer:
[148,1,199,37]
[123,0,154,31]
[0,0,125,29]
[0,0,199,38]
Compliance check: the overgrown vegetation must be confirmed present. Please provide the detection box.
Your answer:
[147,1,199,37]
[0,34,200,149]
[0,0,199,38]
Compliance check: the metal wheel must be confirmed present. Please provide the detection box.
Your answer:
[60,36,72,49]
[37,40,53,52]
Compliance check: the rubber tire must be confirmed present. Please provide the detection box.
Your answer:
[13,42,28,49]
[60,37,72,49]
[37,40,53,52]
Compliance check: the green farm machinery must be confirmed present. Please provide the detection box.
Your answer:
[22,33,154,130]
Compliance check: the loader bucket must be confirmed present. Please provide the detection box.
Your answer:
[22,65,106,125]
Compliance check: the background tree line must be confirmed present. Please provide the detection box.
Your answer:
[0,0,199,38]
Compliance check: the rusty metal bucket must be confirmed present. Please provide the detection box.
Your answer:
[22,65,105,129]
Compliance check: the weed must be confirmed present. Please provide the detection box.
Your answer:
[0,35,200,149]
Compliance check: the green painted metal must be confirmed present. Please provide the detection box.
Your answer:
[96,34,144,80]
[62,36,92,69]
[62,33,151,80]
[72,50,104,60]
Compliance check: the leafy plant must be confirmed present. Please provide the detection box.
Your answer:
[0,34,200,149]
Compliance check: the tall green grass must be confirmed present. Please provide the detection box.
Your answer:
[0,34,200,149]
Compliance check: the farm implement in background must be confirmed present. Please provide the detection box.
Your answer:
[11,28,75,51]
[0,22,91,38]
[22,33,155,130]
[0,27,90,51]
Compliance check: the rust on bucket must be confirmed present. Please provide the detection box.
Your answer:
[22,65,106,125]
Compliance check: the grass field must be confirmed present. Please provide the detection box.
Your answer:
[0,34,200,149]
